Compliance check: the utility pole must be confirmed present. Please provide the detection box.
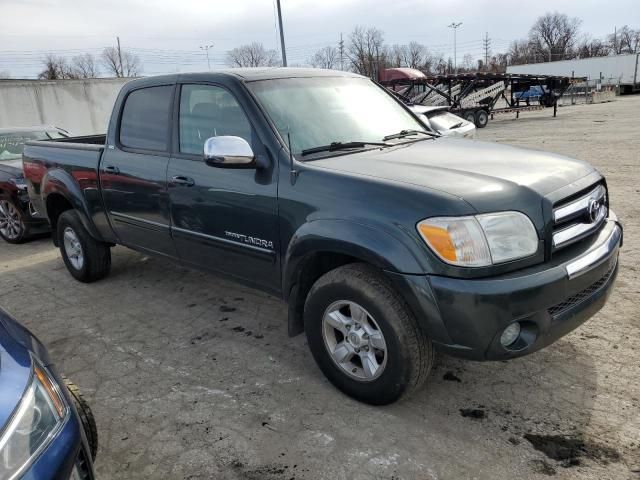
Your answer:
[483,32,491,71]
[339,33,344,70]
[200,44,214,70]
[447,22,462,74]
[116,36,123,77]
[275,0,287,67]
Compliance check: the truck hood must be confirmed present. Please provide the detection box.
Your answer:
[312,137,595,211]
[0,159,23,177]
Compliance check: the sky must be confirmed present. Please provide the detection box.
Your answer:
[1,0,637,78]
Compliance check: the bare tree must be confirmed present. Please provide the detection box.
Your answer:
[72,54,99,78]
[226,42,279,67]
[529,12,581,62]
[507,39,541,65]
[608,25,640,54]
[38,54,78,80]
[576,36,611,58]
[387,44,407,69]
[460,53,475,72]
[347,26,388,79]
[101,47,141,77]
[310,46,339,69]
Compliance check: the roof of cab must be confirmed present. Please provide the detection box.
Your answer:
[125,68,363,88]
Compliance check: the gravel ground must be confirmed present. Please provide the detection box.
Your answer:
[1,96,639,480]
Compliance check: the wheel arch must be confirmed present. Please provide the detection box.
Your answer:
[282,220,426,337]
[42,169,104,245]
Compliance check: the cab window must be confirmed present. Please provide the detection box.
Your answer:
[119,86,173,151]
[179,84,252,155]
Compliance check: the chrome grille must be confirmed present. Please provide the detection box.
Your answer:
[548,261,615,318]
[552,184,607,251]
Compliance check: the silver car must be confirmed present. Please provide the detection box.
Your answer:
[409,105,476,138]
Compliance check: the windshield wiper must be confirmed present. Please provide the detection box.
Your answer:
[301,141,389,156]
[382,129,433,141]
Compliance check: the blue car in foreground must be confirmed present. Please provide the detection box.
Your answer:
[0,307,97,479]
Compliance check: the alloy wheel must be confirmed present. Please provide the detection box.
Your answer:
[63,227,84,270]
[0,200,24,241]
[322,300,388,381]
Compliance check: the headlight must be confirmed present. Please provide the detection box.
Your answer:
[0,360,68,480]
[417,211,538,267]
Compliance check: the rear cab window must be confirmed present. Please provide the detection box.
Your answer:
[119,86,173,151]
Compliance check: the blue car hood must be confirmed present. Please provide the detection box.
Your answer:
[0,308,41,430]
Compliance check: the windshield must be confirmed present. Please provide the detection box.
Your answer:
[248,77,427,156]
[0,130,66,162]
[428,112,467,131]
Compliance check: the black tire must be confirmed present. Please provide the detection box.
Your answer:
[304,263,434,405]
[475,109,489,128]
[0,198,29,244]
[62,376,98,461]
[463,111,476,124]
[57,210,111,283]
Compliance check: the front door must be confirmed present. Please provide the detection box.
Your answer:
[101,84,176,257]
[167,83,279,292]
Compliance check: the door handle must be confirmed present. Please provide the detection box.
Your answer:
[103,165,120,174]
[171,175,195,187]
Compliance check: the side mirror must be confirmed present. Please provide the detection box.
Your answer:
[203,136,255,168]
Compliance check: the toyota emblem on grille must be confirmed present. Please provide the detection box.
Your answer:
[587,198,601,223]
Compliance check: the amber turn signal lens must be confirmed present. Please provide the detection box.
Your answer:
[33,364,66,418]
[417,224,457,262]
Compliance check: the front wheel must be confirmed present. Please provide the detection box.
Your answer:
[304,263,434,405]
[0,198,29,244]
[57,210,111,283]
[62,377,98,461]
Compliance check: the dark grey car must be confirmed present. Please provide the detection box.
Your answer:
[0,126,67,243]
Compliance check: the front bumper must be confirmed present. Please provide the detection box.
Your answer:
[389,217,621,361]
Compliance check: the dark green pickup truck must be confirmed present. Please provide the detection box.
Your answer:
[23,68,622,404]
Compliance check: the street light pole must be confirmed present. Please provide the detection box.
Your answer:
[447,22,462,74]
[200,44,214,70]
[276,0,287,67]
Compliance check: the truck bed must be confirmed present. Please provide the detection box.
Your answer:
[23,135,106,225]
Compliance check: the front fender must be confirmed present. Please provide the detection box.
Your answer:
[41,168,104,241]
[282,218,427,296]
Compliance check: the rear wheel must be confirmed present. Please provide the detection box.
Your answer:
[0,198,28,244]
[463,111,476,124]
[475,109,489,128]
[62,377,98,461]
[304,263,434,405]
[57,210,111,282]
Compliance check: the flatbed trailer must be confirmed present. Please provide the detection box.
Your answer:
[380,69,581,128]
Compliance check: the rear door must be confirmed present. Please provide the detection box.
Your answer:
[100,84,177,257]
[167,83,279,292]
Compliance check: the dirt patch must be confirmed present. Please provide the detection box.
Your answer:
[460,408,486,419]
[524,434,621,467]
[443,371,461,382]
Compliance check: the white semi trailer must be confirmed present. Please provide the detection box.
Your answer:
[507,53,639,93]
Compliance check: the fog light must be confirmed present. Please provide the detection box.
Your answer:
[500,322,521,347]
